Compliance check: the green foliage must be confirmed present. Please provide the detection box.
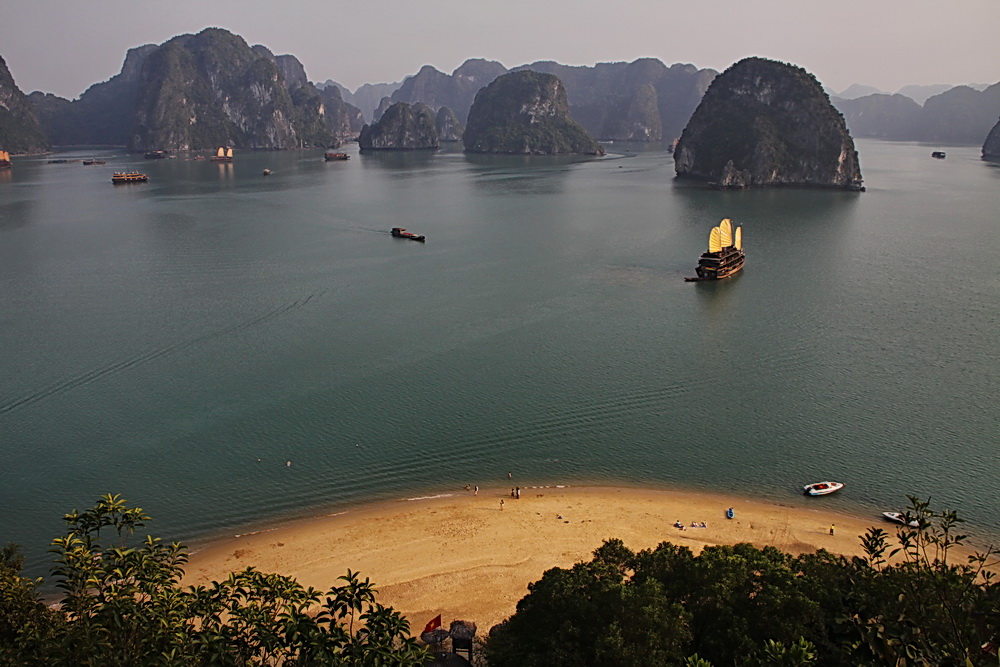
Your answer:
[0,493,427,666]
[486,497,1000,667]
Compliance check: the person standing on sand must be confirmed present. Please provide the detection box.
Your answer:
[516,487,520,499]
[500,499,504,510]
[830,524,835,535]
[474,485,478,495]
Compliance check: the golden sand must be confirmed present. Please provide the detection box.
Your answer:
[182,485,911,632]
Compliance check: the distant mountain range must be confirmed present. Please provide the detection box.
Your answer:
[1,28,998,152]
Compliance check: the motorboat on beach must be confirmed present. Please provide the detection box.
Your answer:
[803,481,844,496]
[726,507,735,519]
[882,511,919,528]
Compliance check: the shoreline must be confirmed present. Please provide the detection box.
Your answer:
[182,484,985,632]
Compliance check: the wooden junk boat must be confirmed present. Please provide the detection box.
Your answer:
[210,146,234,162]
[685,218,745,282]
[391,227,425,242]
[111,171,149,184]
[0,150,12,170]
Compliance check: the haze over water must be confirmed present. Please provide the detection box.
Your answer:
[1,141,997,576]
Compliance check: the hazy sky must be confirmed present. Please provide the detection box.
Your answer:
[4,0,998,100]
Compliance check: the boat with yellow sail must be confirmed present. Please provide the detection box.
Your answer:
[685,218,745,281]
[210,146,234,162]
[0,150,11,170]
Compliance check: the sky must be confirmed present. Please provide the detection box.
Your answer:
[3,0,998,100]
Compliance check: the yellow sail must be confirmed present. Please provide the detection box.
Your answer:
[719,218,733,247]
[0,150,9,161]
[226,147,233,158]
[708,226,723,253]
[735,226,743,250]
[216,146,225,157]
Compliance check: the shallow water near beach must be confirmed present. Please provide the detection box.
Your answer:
[1,141,997,576]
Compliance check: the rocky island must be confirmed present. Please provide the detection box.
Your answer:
[463,70,604,156]
[674,57,863,190]
[0,55,48,153]
[358,101,439,151]
[983,118,1000,159]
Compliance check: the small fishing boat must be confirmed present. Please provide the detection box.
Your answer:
[803,481,844,496]
[931,151,946,159]
[882,511,919,528]
[262,168,271,176]
[325,151,350,161]
[391,227,425,242]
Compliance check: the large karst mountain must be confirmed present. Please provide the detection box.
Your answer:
[675,57,863,190]
[0,55,48,153]
[463,70,604,155]
[28,28,364,150]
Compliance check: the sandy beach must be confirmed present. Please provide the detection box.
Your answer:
[181,485,920,632]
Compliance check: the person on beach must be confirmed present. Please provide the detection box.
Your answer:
[474,485,478,495]
[508,472,512,480]
[515,487,520,499]
[830,524,835,535]
[511,488,515,498]
[500,499,504,510]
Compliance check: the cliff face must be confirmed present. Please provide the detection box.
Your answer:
[391,59,508,124]
[28,29,345,150]
[0,56,49,152]
[463,70,604,155]
[514,59,715,141]
[130,28,333,150]
[675,57,863,190]
[358,101,439,151]
[435,106,464,142]
[984,118,1000,158]
[832,93,922,140]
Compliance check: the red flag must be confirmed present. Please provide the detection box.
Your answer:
[423,614,442,634]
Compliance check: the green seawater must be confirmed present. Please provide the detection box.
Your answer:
[1,141,997,576]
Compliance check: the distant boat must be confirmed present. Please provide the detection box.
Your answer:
[262,168,271,176]
[111,171,148,184]
[0,150,10,169]
[210,146,234,162]
[144,150,168,159]
[82,159,106,166]
[882,511,919,528]
[931,151,946,159]
[325,151,350,161]
[391,227,425,242]
[803,481,844,496]
[685,218,745,281]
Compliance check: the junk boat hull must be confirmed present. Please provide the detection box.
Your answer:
[111,172,148,184]
[685,218,745,281]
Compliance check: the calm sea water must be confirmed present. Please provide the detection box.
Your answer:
[1,141,997,576]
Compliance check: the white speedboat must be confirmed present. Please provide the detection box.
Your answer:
[803,481,844,496]
[882,511,919,528]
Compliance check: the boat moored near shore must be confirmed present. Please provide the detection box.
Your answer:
[804,481,844,496]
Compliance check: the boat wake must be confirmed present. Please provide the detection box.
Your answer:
[0,291,329,416]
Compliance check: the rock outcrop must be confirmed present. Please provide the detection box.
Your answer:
[984,118,1000,158]
[392,59,508,124]
[463,70,604,155]
[27,28,359,150]
[435,106,464,142]
[358,101,439,151]
[674,57,863,190]
[0,56,49,152]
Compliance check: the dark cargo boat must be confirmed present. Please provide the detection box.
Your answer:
[685,218,745,282]
[391,227,425,242]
